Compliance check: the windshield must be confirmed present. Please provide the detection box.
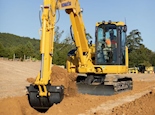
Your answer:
[97,24,117,42]
[96,24,117,64]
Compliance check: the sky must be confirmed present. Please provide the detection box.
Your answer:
[0,0,155,51]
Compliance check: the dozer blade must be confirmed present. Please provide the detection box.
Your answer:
[76,83,115,96]
[76,75,133,96]
[27,84,64,110]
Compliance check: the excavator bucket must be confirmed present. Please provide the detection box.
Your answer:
[27,84,64,110]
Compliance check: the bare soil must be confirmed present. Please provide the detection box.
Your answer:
[1,60,155,115]
[110,90,155,115]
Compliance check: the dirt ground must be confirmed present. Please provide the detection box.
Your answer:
[1,60,155,115]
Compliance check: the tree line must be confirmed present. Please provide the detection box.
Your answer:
[0,28,155,67]
[126,29,155,67]
[0,32,40,60]
[0,27,75,65]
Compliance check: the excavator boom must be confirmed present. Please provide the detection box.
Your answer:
[27,0,93,110]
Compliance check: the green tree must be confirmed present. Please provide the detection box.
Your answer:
[86,33,92,40]
[54,26,64,43]
[150,52,155,66]
[53,26,65,65]
[129,44,152,67]
[0,42,5,57]
[4,47,15,59]
[126,29,143,52]
[0,33,42,60]
[53,34,75,65]
[126,29,154,67]
[15,45,27,60]
[25,41,35,58]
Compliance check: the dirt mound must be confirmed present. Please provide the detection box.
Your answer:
[0,96,38,115]
[111,90,155,115]
[26,78,35,83]
[26,65,78,96]
[50,65,78,96]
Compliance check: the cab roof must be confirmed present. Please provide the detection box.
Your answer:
[96,21,125,27]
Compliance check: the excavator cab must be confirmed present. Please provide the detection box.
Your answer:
[95,21,127,65]
[72,21,132,95]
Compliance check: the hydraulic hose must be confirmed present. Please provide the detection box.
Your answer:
[70,25,75,43]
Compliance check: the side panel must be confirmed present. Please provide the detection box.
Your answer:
[100,65,128,74]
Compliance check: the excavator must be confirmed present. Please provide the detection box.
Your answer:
[67,20,132,95]
[27,0,133,110]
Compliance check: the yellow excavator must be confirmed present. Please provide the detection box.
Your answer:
[67,21,132,95]
[27,0,133,110]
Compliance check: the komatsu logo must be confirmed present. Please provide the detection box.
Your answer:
[61,1,71,7]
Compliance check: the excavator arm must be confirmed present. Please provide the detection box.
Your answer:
[27,0,64,110]
[58,0,91,67]
[27,0,90,110]
[35,0,57,95]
